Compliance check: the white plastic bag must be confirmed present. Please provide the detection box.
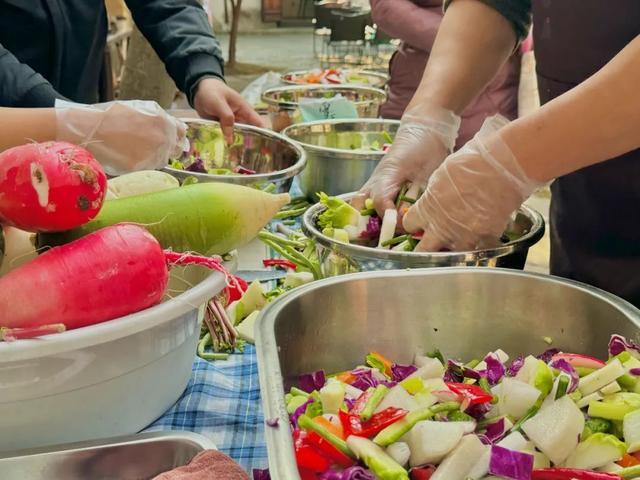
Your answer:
[240,72,283,106]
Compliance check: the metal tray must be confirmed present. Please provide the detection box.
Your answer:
[0,431,216,480]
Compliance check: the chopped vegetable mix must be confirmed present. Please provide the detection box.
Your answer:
[279,335,640,480]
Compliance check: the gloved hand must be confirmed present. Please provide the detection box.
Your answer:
[403,115,544,251]
[55,100,187,176]
[357,104,461,215]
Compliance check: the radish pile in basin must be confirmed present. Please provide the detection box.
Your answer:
[278,336,640,480]
[0,142,289,340]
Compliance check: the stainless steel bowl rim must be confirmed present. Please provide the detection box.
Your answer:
[255,267,640,480]
[282,119,401,158]
[302,193,545,261]
[164,119,307,183]
[260,84,387,109]
[281,69,389,86]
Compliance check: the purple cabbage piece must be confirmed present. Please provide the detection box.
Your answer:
[185,157,207,173]
[483,353,506,386]
[351,368,396,391]
[290,398,314,427]
[391,363,418,382]
[465,401,492,420]
[537,348,561,363]
[444,359,481,383]
[609,334,640,357]
[630,368,640,376]
[507,355,525,377]
[253,469,271,480]
[299,370,326,393]
[478,434,492,445]
[484,418,507,443]
[549,358,580,393]
[266,417,279,427]
[321,466,376,480]
[361,216,381,240]
[489,445,534,480]
[345,397,356,411]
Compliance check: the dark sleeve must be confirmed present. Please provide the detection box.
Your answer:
[444,0,532,41]
[0,43,65,107]
[125,0,225,105]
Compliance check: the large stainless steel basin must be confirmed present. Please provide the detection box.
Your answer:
[256,268,640,479]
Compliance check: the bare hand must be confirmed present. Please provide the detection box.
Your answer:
[193,78,266,142]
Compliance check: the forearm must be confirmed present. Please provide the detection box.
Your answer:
[500,35,640,182]
[0,108,56,152]
[407,0,517,115]
[370,0,441,52]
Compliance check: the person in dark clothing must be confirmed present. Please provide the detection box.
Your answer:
[0,0,262,140]
[363,0,640,307]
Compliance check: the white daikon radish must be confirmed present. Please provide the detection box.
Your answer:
[430,434,488,480]
[377,209,397,249]
[522,395,585,465]
[410,357,445,379]
[0,226,36,276]
[374,384,419,413]
[406,420,465,467]
[106,170,179,200]
[492,378,541,420]
[386,442,411,467]
[578,359,625,396]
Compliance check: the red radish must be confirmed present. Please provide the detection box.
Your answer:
[0,141,106,232]
[0,223,233,335]
[551,353,606,370]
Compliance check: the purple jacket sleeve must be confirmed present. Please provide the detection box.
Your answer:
[370,0,443,52]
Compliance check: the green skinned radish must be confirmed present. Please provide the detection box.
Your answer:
[37,183,290,255]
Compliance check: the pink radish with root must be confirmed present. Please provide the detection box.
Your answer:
[0,141,106,232]
[0,223,236,341]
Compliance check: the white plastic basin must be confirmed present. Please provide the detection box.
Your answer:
[0,264,228,451]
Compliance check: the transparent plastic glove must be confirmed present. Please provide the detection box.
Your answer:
[403,115,544,251]
[357,105,461,215]
[55,100,187,176]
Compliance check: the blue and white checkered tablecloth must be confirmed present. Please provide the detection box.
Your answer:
[144,346,268,473]
[146,180,308,473]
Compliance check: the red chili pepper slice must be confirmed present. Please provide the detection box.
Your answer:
[349,390,373,417]
[340,407,408,438]
[262,258,298,270]
[446,382,493,406]
[531,468,622,480]
[294,429,331,473]
[410,465,436,480]
[223,274,248,304]
[306,431,354,469]
[299,468,321,480]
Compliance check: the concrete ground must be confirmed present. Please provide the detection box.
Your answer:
[220,30,551,273]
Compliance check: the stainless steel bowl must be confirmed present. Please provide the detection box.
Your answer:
[261,85,387,132]
[302,192,545,272]
[256,268,640,480]
[164,119,306,193]
[282,69,389,88]
[282,119,400,199]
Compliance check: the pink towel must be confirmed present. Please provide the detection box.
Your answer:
[152,450,249,480]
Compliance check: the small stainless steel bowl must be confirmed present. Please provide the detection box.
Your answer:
[164,119,306,193]
[302,192,545,272]
[261,84,387,132]
[282,119,400,199]
[281,69,389,88]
